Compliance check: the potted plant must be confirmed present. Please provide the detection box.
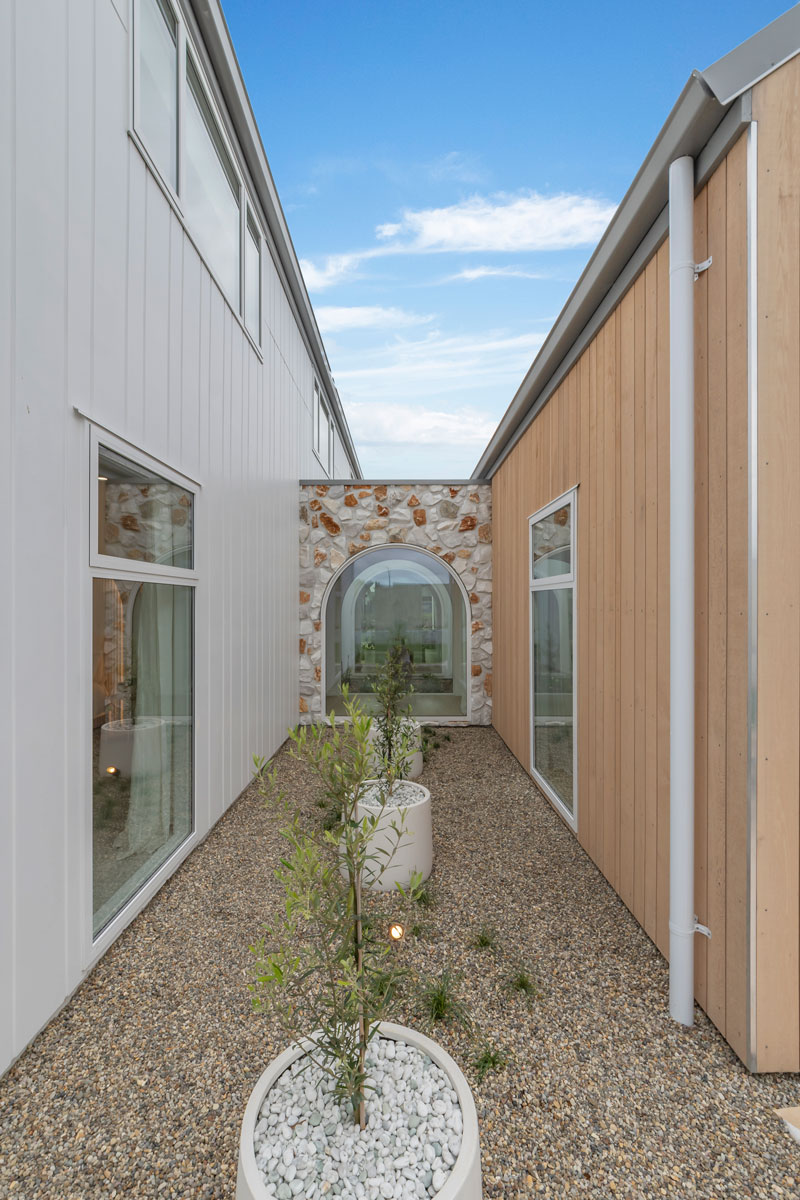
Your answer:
[239,694,481,1199]
[369,645,424,781]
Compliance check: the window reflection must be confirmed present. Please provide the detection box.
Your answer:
[532,505,571,578]
[184,57,240,305]
[137,0,178,191]
[532,588,574,812]
[98,446,193,569]
[92,579,193,935]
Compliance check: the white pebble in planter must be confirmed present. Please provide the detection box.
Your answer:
[356,779,432,892]
[236,1023,482,1200]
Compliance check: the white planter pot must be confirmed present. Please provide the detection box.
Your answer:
[98,716,164,779]
[356,779,432,893]
[237,1022,482,1200]
[367,718,423,780]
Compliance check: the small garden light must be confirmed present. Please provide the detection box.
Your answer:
[106,765,120,776]
[388,921,405,943]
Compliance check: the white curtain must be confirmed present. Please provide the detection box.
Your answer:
[116,583,192,857]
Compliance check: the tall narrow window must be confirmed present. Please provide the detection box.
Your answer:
[245,212,261,343]
[320,395,331,473]
[91,439,196,937]
[135,0,178,191]
[313,382,332,473]
[184,56,240,305]
[313,381,322,457]
[529,490,577,827]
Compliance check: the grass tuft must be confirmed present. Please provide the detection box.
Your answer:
[419,969,469,1025]
[472,1042,506,1082]
[472,924,498,950]
[509,968,540,998]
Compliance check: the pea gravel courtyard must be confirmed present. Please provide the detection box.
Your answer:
[1,727,799,1199]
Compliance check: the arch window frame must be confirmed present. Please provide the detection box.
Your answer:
[320,543,473,724]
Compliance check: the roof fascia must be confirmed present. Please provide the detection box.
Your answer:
[700,4,800,103]
[482,92,752,476]
[474,9,800,482]
[471,73,739,479]
[185,0,362,477]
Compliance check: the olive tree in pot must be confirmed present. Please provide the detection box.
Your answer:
[240,694,481,1200]
[369,644,424,781]
[361,657,433,892]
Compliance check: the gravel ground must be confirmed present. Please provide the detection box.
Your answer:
[1,726,799,1199]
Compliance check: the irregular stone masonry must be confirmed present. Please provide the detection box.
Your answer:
[299,483,492,724]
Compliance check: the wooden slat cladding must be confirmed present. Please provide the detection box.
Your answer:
[754,58,800,1072]
[491,135,749,1058]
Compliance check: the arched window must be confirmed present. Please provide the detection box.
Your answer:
[324,546,469,719]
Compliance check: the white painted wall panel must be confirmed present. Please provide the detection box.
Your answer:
[0,0,353,1075]
[0,0,15,1076]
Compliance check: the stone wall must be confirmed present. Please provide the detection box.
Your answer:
[299,483,492,724]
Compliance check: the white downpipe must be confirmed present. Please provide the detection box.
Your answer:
[669,155,698,1026]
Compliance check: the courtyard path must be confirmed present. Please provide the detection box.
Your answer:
[1,727,798,1198]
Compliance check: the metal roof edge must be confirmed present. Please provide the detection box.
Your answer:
[475,92,752,480]
[472,10,800,482]
[471,71,726,480]
[186,0,363,477]
[700,4,800,104]
[300,479,491,487]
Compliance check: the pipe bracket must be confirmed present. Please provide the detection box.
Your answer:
[694,917,712,939]
[694,256,713,281]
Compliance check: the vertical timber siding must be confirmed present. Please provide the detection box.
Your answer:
[753,57,800,1072]
[492,135,749,1060]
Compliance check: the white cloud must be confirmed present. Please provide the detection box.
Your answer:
[384,191,616,254]
[425,150,485,185]
[316,306,434,333]
[334,328,545,401]
[347,401,497,448]
[301,189,616,290]
[300,253,363,291]
[444,265,549,283]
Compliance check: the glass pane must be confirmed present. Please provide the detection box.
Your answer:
[320,400,330,470]
[532,504,571,578]
[245,219,261,340]
[533,587,574,813]
[92,579,193,935]
[313,387,321,455]
[324,546,468,718]
[137,0,178,191]
[184,59,240,305]
[98,446,193,569]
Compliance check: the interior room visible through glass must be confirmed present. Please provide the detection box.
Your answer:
[324,547,468,718]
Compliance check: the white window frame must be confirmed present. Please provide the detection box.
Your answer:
[529,487,578,831]
[90,426,199,582]
[129,0,263,356]
[313,381,332,475]
[243,206,263,346]
[88,428,199,950]
[132,0,184,205]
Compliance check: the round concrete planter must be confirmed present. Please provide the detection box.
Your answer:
[357,779,432,892]
[367,717,424,780]
[98,716,164,779]
[236,1022,482,1200]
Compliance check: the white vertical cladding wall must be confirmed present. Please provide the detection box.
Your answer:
[0,0,338,1074]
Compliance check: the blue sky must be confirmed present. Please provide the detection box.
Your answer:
[225,1,790,478]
